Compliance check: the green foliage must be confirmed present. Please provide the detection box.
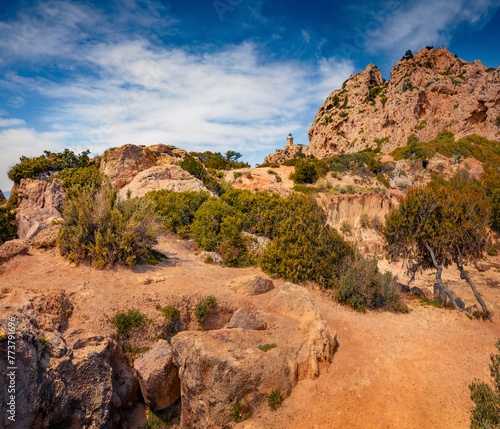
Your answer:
[340,220,351,234]
[139,407,178,428]
[190,151,249,170]
[416,119,427,130]
[109,309,150,336]
[340,95,349,109]
[384,172,490,276]
[159,306,180,334]
[402,79,415,92]
[179,157,205,181]
[326,152,373,173]
[232,398,253,423]
[365,85,383,103]
[487,242,499,256]
[258,343,277,352]
[290,159,320,184]
[401,49,413,60]
[495,116,500,127]
[259,193,353,286]
[55,163,102,191]
[0,204,17,245]
[8,149,91,183]
[147,190,209,236]
[336,254,408,313]
[268,390,284,411]
[191,198,248,266]
[8,191,19,207]
[469,340,500,429]
[492,189,500,233]
[58,183,159,268]
[194,296,216,323]
[360,213,370,228]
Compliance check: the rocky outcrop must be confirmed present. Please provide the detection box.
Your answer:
[118,165,209,199]
[0,190,6,203]
[100,144,157,188]
[14,178,64,240]
[0,289,138,428]
[171,283,336,428]
[31,224,61,247]
[225,307,267,330]
[263,144,312,165]
[0,239,30,262]
[308,47,500,158]
[229,275,274,296]
[134,340,180,410]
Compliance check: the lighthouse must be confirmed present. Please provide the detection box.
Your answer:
[286,133,294,147]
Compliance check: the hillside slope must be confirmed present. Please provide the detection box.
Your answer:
[308,47,500,158]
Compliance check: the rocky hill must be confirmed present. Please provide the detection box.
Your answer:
[307,47,500,158]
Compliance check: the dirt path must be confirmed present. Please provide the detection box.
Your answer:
[0,235,499,428]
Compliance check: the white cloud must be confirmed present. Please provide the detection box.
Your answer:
[365,0,500,59]
[0,39,354,191]
[0,118,25,127]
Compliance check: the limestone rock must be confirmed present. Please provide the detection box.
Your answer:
[308,47,500,158]
[171,282,336,429]
[0,239,29,262]
[16,207,62,240]
[16,178,65,211]
[225,307,267,330]
[198,251,222,265]
[32,224,61,247]
[229,275,274,296]
[476,261,491,272]
[134,340,181,410]
[118,165,208,199]
[100,144,156,188]
[242,231,271,255]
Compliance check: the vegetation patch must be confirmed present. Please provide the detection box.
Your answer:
[268,390,284,411]
[194,296,217,324]
[109,309,150,337]
[58,184,159,268]
[0,204,17,245]
[258,343,277,352]
[231,398,253,423]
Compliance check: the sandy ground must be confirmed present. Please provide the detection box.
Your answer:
[0,235,499,429]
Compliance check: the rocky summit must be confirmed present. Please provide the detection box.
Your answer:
[307,47,500,158]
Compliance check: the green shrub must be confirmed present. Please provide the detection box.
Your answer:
[190,150,249,170]
[109,309,150,336]
[359,213,370,229]
[492,189,500,233]
[194,296,217,323]
[416,119,427,130]
[268,390,284,411]
[8,191,19,207]
[340,220,351,234]
[0,204,17,245]
[495,116,500,127]
[487,242,499,256]
[290,159,320,184]
[401,49,413,60]
[469,340,500,429]
[258,343,277,352]
[147,190,209,236]
[8,149,91,183]
[260,194,352,286]
[191,198,248,266]
[55,163,102,190]
[159,306,180,333]
[58,184,159,268]
[179,157,205,180]
[336,254,408,313]
[231,398,253,423]
[292,184,319,194]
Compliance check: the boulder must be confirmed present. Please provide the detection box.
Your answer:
[229,275,274,296]
[0,239,30,262]
[118,165,208,199]
[32,224,61,247]
[134,340,181,410]
[476,261,490,272]
[242,232,271,255]
[17,178,65,211]
[198,251,222,265]
[16,207,62,240]
[225,308,267,330]
[171,283,336,428]
[100,144,156,188]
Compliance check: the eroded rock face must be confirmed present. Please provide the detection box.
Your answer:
[0,290,138,429]
[134,340,181,410]
[100,144,157,188]
[171,282,337,429]
[308,47,500,158]
[0,239,30,262]
[118,165,209,199]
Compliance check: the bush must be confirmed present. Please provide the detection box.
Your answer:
[401,49,413,60]
[340,220,351,234]
[194,295,217,324]
[492,189,500,233]
[109,309,150,336]
[8,149,91,183]
[147,190,209,236]
[190,151,249,170]
[469,340,500,429]
[232,398,253,423]
[336,254,408,313]
[268,390,284,411]
[191,198,248,266]
[55,163,102,190]
[179,157,224,196]
[0,204,17,245]
[487,242,499,256]
[359,213,370,228]
[159,306,180,333]
[260,193,352,286]
[290,159,320,184]
[58,184,159,268]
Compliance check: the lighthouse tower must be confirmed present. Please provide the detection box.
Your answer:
[286,132,294,147]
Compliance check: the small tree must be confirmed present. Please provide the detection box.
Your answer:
[401,49,414,61]
[384,172,490,316]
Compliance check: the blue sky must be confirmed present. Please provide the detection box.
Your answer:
[1,0,500,192]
